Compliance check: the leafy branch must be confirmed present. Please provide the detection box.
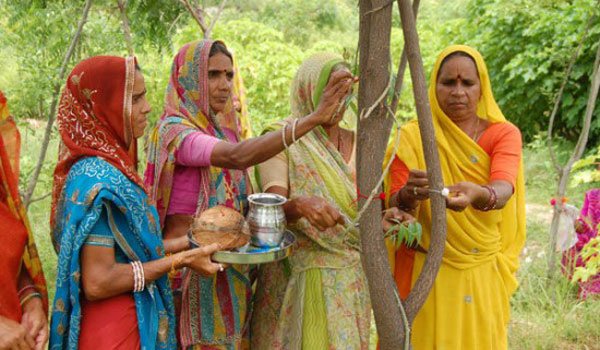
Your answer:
[385,220,423,249]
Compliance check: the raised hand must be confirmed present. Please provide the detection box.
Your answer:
[314,69,356,124]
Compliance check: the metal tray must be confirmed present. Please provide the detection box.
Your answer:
[189,230,296,265]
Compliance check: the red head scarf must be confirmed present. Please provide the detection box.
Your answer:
[0,91,48,316]
[50,56,144,230]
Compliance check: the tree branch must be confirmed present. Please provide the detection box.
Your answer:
[28,192,52,205]
[205,0,227,39]
[566,39,600,169]
[547,15,594,173]
[179,0,208,35]
[24,0,93,207]
[117,0,134,56]
[390,0,420,116]
[397,0,448,325]
[363,0,394,16]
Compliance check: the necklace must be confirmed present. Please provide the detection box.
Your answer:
[470,117,481,142]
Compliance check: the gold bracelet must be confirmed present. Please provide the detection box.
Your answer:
[170,253,185,276]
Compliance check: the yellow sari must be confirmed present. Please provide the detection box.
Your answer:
[384,45,526,349]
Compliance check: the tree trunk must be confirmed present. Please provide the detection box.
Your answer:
[24,0,93,207]
[396,0,447,324]
[357,1,403,349]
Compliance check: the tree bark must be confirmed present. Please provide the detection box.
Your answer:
[396,0,447,324]
[357,1,403,349]
[24,0,93,207]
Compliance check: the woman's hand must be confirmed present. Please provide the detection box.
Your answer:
[20,297,47,350]
[0,315,34,350]
[446,181,488,212]
[393,169,429,211]
[294,196,345,231]
[180,243,224,276]
[382,207,416,232]
[313,70,355,124]
[402,169,430,201]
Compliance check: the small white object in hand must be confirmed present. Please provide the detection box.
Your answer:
[428,187,450,197]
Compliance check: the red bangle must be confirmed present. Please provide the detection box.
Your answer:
[17,285,36,298]
[479,185,497,211]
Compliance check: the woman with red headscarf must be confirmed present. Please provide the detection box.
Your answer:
[48,56,224,350]
[0,91,48,350]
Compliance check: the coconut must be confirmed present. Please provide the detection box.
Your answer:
[192,205,250,250]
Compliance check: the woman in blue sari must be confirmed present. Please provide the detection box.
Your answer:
[49,56,223,349]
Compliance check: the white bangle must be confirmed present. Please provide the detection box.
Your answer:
[137,261,145,291]
[281,123,289,149]
[291,118,299,144]
[131,261,145,292]
[131,261,139,292]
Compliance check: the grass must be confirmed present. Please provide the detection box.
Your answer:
[18,121,600,349]
[510,207,600,349]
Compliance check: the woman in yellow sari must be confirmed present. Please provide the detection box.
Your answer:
[385,45,526,349]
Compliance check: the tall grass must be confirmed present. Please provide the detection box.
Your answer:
[509,136,599,349]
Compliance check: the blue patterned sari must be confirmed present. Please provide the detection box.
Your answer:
[49,157,176,350]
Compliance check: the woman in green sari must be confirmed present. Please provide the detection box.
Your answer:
[251,53,370,349]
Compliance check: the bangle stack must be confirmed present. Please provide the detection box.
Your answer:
[291,118,299,144]
[478,185,497,211]
[281,123,289,149]
[170,253,184,277]
[18,285,41,306]
[131,261,145,292]
[281,119,300,150]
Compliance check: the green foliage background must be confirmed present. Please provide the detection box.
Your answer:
[2,0,599,143]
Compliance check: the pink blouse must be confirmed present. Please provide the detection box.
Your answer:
[167,131,222,215]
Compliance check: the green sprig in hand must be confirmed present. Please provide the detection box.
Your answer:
[382,207,421,249]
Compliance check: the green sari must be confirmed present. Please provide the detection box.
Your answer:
[251,53,371,350]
